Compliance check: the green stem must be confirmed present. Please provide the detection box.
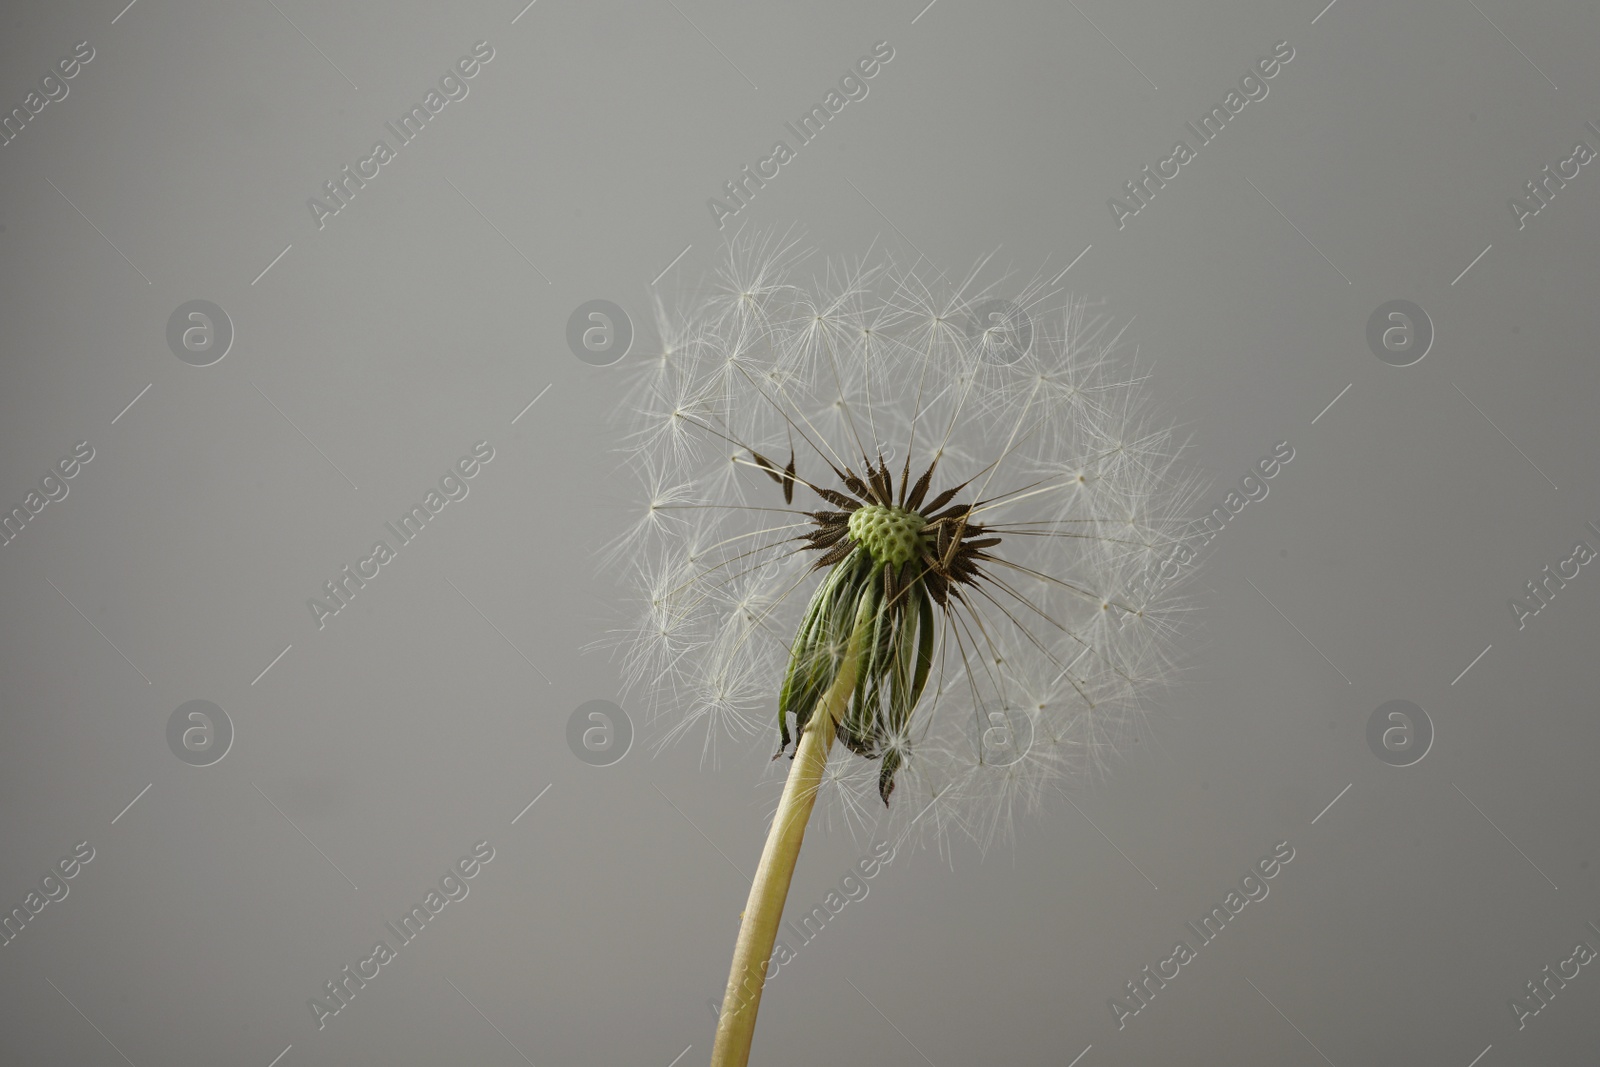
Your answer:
[709,621,867,1067]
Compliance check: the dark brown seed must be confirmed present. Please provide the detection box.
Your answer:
[813,541,854,569]
[751,450,784,483]
[904,462,937,510]
[868,458,892,504]
[920,484,967,515]
[813,488,858,509]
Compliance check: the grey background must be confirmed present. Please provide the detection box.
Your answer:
[1,0,1597,1064]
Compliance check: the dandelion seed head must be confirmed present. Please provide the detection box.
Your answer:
[608,233,1201,857]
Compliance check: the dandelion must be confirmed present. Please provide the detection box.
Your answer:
[606,232,1201,1066]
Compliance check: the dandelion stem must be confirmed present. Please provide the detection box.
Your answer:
[710,622,866,1067]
